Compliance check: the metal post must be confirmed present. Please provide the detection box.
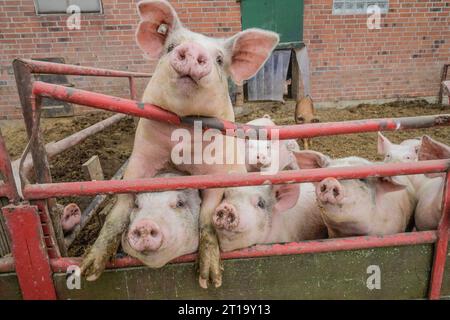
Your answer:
[2,205,57,300]
[428,173,450,300]
[12,59,65,256]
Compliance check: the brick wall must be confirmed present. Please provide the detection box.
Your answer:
[303,0,450,104]
[0,0,242,119]
[1,1,449,119]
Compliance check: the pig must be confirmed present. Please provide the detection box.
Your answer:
[415,136,450,230]
[59,203,82,234]
[377,132,421,163]
[293,151,416,238]
[377,132,427,195]
[11,162,81,234]
[295,96,319,150]
[213,182,327,252]
[81,0,279,289]
[245,115,300,173]
[121,172,200,267]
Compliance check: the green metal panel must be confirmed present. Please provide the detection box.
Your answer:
[0,273,22,300]
[53,244,448,300]
[240,0,304,46]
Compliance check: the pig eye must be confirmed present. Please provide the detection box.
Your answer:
[167,43,176,53]
[257,198,266,209]
[176,199,185,208]
[216,55,223,66]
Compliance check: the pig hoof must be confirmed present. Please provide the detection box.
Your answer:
[198,227,222,289]
[61,203,81,233]
[80,248,108,282]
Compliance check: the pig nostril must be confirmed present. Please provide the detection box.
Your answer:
[150,230,158,237]
[333,187,340,197]
[320,184,327,193]
[133,229,141,238]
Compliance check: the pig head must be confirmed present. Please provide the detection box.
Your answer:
[294,151,416,237]
[122,173,201,267]
[245,115,300,173]
[137,0,279,120]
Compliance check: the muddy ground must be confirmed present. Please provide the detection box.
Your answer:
[1,99,449,255]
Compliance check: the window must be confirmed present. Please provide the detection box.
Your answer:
[34,0,103,14]
[333,0,389,15]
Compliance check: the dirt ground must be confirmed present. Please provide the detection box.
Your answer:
[1,99,448,255]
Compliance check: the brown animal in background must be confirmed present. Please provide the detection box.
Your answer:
[295,95,319,150]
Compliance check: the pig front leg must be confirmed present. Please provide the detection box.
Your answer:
[198,188,224,289]
[80,193,134,281]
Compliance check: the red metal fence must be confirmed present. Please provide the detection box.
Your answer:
[0,59,449,300]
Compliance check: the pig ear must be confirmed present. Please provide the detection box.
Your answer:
[293,151,329,169]
[225,28,279,85]
[418,135,450,178]
[272,184,300,214]
[377,132,392,155]
[136,0,182,59]
[419,135,450,161]
[375,177,406,195]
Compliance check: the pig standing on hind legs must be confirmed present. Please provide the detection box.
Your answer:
[80,0,279,288]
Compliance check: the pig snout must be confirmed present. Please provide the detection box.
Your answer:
[213,203,239,231]
[127,219,163,253]
[256,153,270,167]
[170,43,212,81]
[316,178,344,205]
[61,203,81,233]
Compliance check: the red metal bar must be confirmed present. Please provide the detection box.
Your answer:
[49,231,438,273]
[18,58,152,78]
[428,173,450,299]
[32,81,181,126]
[2,205,57,299]
[31,81,450,140]
[22,160,450,200]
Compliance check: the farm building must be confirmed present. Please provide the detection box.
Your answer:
[0,0,449,119]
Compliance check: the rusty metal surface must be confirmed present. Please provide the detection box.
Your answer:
[17,58,152,78]
[2,205,56,299]
[22,159,450,199]
[429,173,450,299]
[31,81,450,140]
[13,59,66,257]
[50,230,438,273]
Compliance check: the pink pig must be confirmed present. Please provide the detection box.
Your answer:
[415,136,450,230]
[213,182,327,252]
[377,132,428,196]
[121,172,201,267]
[245,115,300,173]
[81,0,279,289]
[294,151,416,238]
